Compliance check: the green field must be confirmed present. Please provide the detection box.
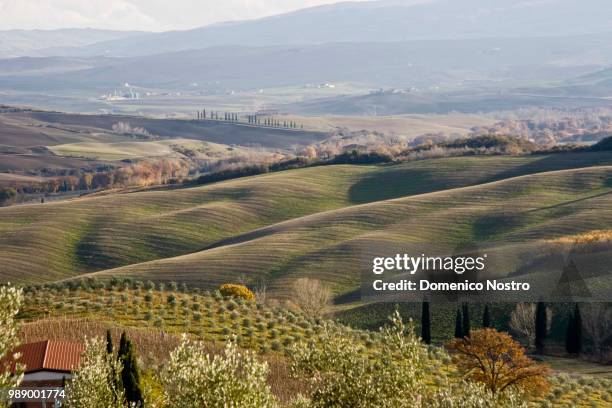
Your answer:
[48,138,243,160]
[2,151,612,297]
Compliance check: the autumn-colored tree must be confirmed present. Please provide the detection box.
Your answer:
[447,328,550,397]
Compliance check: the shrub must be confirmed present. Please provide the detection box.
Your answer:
[219,284,255,301]
[0,187,17,203]
[159,336,276,407]
[227,300,238,311]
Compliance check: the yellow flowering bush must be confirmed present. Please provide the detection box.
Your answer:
[219,284,255,301]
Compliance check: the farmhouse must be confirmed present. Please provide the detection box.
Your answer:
[7,340,83,385]
[3,340,84,387]
[2,340,83,407]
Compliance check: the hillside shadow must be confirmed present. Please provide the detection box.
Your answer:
[482,152,612,184]
[348,167,436,204]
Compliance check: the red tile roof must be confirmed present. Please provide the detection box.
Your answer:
[2,341,84,374]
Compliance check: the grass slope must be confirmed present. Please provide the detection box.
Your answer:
[72,164,612,299]
[1,151,612,286]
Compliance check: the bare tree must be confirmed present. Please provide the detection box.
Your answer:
[292,278,332,319]
[254,279,268,305]
[509,303,552,350]
[581,304,612,361]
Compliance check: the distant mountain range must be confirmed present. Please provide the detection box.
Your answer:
[1,0,612,116]
[0,29,143,59]
[1,33,611,93]
[45,0,612,58]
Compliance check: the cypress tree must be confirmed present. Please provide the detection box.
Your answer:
[462,303,471,337]
[121,340,144,406]
[565,304,582,355]
[535,301,547,353]
[454,308,463,338]
[482,304,491,328]
[118,332,128,360]
[421,301,431,344]
[106,329,113,355]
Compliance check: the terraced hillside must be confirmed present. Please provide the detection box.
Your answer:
[2,151,612,289]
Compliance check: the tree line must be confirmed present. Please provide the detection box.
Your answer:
[419,301,609,362]
[195,109,303,129]
[0,158,191,205]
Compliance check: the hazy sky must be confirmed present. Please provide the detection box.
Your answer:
[0,0,375,32]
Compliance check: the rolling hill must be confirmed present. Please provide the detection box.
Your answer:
[285,88,612,115]
[79,164,612,301]
[2,151,612,291]
[17,111,326,149]
[0,109,327,184]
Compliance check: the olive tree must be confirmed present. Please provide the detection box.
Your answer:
[64,337,124,408]
[159,336,276,407]
[0,285,23,408]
